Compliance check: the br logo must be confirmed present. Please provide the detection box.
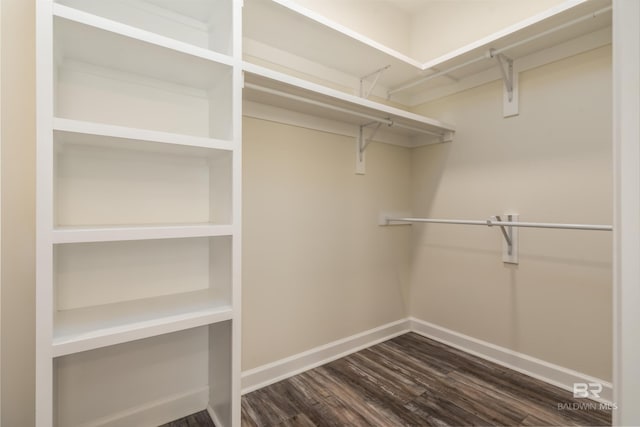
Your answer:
[573,382,603,399]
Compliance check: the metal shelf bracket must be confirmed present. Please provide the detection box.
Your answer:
[356,121,383,174]
[360,65,391,99]
[489,214,519,264]
[490,49,519,117]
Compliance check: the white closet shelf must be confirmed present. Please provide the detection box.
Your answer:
[390,0,612,95]
[54,0,233,57]
[54,9,232,92]
[243,63,455,141]
[53,224,234,244]
[54,4,234,69]
[244,0,611,99]
[243,0,423,91]
[54,118,235,155]
[53,289,232,357]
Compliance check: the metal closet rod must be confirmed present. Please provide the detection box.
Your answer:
[386,217,612,231]
[244,82,446,138]
[387,5,613,96]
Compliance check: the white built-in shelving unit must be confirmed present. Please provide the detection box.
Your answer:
[36,1,242,426]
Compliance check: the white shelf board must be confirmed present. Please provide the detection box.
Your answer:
[243,63,455,141]
[54,8,232,91]
[244,0,611,99]
[139,0,222,22]
[54,118,235,154]
[243,0,423,91]
[393,0,612,95]
[54,4,234,68]
[53,224,234,244]
[53,289,232,357]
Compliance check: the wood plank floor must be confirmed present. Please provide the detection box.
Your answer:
[241,333,611,427]
[159,410,215,427]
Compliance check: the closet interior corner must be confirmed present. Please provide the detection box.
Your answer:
[34,0,617,425]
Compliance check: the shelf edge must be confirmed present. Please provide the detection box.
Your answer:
[268,0,423,69]
[53,3,235,67]
[52,308,234,357]
[419,0,592,70]
[52,224,235,244]
[54,118,235,152]
[243,62,456,133]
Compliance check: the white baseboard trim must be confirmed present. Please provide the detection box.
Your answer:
[85,386,209,427]
[241,316,612,405]
[207,405,227,427]
[241,318,411,394]
[409,317,613,404]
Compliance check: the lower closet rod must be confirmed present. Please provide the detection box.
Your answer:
[385,217,612,231]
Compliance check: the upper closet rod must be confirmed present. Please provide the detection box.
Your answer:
[387,5,612,96]
[244,82,446,138]
[385,217,612,231]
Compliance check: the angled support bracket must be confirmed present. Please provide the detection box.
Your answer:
[489,49,519,118]
[488,213,519,264]
[356,121,383,174]
[360,65,391,99]
[494,52,514,101]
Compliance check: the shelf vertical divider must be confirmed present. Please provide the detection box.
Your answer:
[36,0,55,426]
[230,1,244,425]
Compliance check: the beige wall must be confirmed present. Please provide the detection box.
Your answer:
[409,45,612,380]
[1,0,36,425]
[409,0,566,62]
[242,118,411,369]
[289,0,566,63]
[290,0,412,56]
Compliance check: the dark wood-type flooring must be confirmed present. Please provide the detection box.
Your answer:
[160,410,216,427]
[164,332,611,427]
[241,333,611,427]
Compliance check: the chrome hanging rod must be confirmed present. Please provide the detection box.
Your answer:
[387,5,612,96]
[385,217,612,231]
[244,83,446,138]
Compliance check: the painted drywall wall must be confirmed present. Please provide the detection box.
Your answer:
[288,0,565,64]
[408,45,612,380]
[409,0,567,62]
[290,0,412,56]
[1,0,35,425]
[242,117,411,370]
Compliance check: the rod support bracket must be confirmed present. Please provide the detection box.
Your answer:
[356,121,383,174]
[360,65,391,99]
[490,49,519,117]
[490,214,519,264]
